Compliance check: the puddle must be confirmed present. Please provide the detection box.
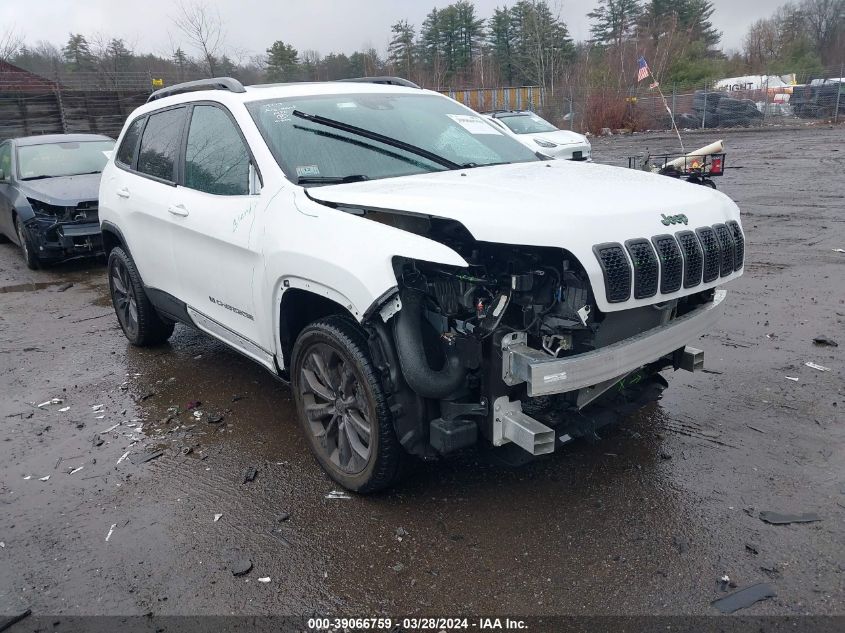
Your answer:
[0,281,68,293]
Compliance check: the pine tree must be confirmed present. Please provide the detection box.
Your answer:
[388,20,416,79]
[63,33,94,71]
[265,40,299,83]
[588,0,643,47]
[489,7,517,84]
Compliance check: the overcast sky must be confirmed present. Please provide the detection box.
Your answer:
[2,0,782,60]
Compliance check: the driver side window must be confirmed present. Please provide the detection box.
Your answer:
[184,105,251,196]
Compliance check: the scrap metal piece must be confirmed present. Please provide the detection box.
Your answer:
[711,582,776,613]
[759,511,821,525]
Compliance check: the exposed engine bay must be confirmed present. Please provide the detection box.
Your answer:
[352,210,718,461]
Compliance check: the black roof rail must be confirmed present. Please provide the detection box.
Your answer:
[335,76,421,89]
[147,77,246,103]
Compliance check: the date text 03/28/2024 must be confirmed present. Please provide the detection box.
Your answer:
[306,617,528,630]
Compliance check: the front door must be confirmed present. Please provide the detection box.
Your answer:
[169,103,269,367]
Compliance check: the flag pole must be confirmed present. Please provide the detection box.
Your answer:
[639,57,685,154]
[654,81,685,154]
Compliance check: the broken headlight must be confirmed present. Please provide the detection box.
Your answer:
[27,198,66,218]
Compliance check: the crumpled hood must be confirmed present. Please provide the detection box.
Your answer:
[18,173,102,206]
[308,160,743,312]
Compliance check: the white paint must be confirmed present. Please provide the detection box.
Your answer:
[105,523,117,542]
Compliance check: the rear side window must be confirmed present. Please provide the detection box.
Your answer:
[137,107,185,182]
[116,117,145,167]
[185,105,250,195]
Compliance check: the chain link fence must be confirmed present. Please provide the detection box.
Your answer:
[1,64,843,142]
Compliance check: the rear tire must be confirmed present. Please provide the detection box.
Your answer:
[292,315,407,493]
[15,215,40,270]
[108,246,174,346]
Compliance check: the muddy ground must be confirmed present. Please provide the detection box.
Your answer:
[1,125,843,623]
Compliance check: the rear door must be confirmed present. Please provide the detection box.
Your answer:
[106,107,187,297]
[168,103,270,366]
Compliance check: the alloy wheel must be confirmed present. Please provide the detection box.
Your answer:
[298,343,373,474]
[110,258,139,338]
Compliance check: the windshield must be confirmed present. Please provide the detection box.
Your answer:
[246,93,540,184]
[17,140,115,180]
[498,113,558,135]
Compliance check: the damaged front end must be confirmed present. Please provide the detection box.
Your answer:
[364,218,724,461]
[23,197,103,261]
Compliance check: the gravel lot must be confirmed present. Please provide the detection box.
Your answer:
[1,125,843,623]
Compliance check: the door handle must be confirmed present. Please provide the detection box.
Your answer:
[116,187,130,199]
[167,204,189,217]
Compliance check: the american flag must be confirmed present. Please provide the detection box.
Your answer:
[637,56,650,82]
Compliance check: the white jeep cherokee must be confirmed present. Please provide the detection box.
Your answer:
[99,77,744,492]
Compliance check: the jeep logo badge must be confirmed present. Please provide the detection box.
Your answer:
[661,213,688,226]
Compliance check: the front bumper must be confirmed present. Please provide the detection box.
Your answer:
[549,144,592,161]
[27,219,103,260]
[501,289,727,397]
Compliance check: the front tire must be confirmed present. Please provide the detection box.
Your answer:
[15,215,40,270]
[108,246,174,346]
[292,315,406,493]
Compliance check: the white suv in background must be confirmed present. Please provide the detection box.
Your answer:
[99,77,744,492]
[483,110,592,161]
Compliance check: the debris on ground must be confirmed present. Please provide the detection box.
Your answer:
[672,535,689,554]
[325,490,351,500]
[232,394,246,402]
[805,361,831,372]
[55,282,73,292]
[68,466,84,475]
[101,423,120,433]
[659,450,673,460]
[105,523,117,542]
[257,577,271,583]
[230,559,253,577]
[207,413,224,424]
[747,424,766,434]
[392,563,405,572]
[36,398,63,408]
[39,475,50,481]
[91,404,104,412]
[129,450,164,465]
[58,406,70,412]
[711,582,776,613]
[214,513,223,522]
[717,574,737,591]
[186,400,202,410]
[116,451,130,465]
[92,435,104,447]
[812,335,838,347]
[759,510,821,525]
[784,376,799,382]
[0,608,32,632]
[192,411,203,420]
[745,543,760,555]
[242,467,258,483]
[277,512,290,522]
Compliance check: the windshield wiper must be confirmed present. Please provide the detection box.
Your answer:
[296,174,369,185]
[292,110,462,171]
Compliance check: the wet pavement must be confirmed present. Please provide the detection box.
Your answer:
[1,126,844,619]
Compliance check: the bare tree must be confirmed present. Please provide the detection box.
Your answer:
[1,25,23,61]
[172,1,226,77]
